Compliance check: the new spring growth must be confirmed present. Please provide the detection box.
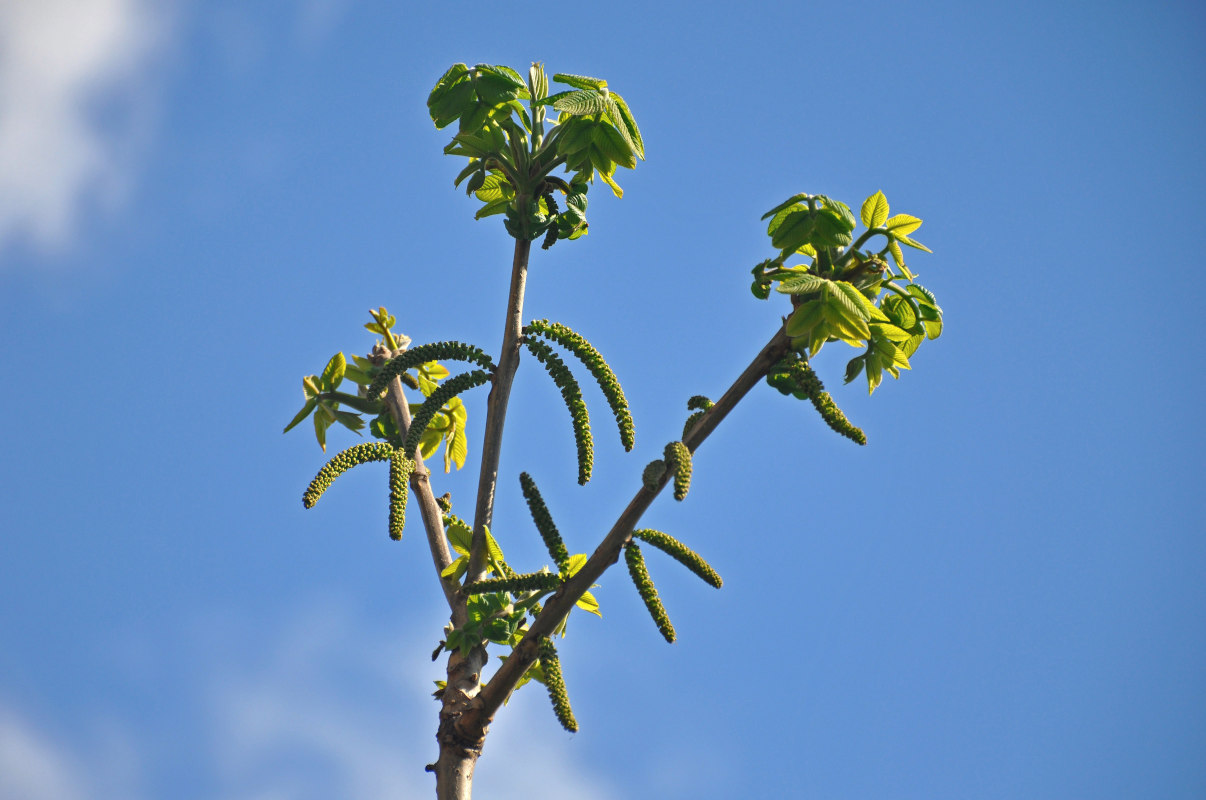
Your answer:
[303,441,395,508]
[664,441,692,501]
[632,529,722,588]
[366,340,495,400]
[522,337,594,484]
[539,636,578,732]
[463,572,562,596]
[403,370,492,457]
[519,472,571,573]
[524,320,634,451]
[682,395,713,439]
[625,542,675,643]
[388,452,414,540]
[787,358,866,445]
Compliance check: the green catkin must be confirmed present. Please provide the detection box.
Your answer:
[539,637,578,732]
[303,442,394,508]
[366,341,495,400]
[463,572,562,595]
[402,369,492,457]
[388,452,414,540]
[642,459,665,491]
[624,542,676,643]
[524,320,635,451]
[522,337,593,484]
[682,395,714,438]
[788,359,867,445]
[519,472,571,573]
[664,441,692,501]
[633,529,723,588]
[541,225,558,250]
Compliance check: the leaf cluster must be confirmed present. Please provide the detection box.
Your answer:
[428,63,644,242]
[750,191,944,395]
[284,308,478,472]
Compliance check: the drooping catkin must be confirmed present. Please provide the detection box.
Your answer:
[539,637,578,732]
[787,359,867,445]
[519,472,571,573]
[664,441,692,501]
[632,529,723,588]
[682,395,713,439]
[463,571,562,596]
[388,452,414,540]
[624,542,676,643]
[524,320,635,451]
[402,370,492,457]
[366,340,495,400]
[303,442,394,508]
[522,337,593,484]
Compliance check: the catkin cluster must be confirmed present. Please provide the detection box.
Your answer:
[302,442,395,508]
[402,369,492,457]
[632,529,723,589]
[664,441,692,501]
[539,637,578,732]
[625,542,676,643]
[463,572,562,596]
[366,340,495,399]
[787,359,867,445]
[522,337,594,485]
[519,472,571,573]
[388,453,414,540]
[641,459,665,491]
[524,320,635,451]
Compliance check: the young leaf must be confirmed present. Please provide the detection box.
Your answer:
[884,214,922,237]
[861,191,889,228]
[553,72,607,90]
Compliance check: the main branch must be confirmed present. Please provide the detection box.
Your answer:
[468,237,531,581]
[458,325,792,737]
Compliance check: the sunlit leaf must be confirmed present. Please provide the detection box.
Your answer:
[860,191,889,228]
[283,397,318,433]
[575,591,602,617]
[884,214,922,237]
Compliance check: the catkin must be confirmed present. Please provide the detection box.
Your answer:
[664,441,692,501]
[388,452,414,540]
[539,637,578,732]
[403,370,492,457]
[366,341,495,400]
[641,459,665,491]
[463,572,562,596]
[633,529,722,588]
[519,472,571,573]
[787,359,867,445]
[625,542,676,643]
[524,320,634,451]
[682,395,713,438]
[303,442,394,508]
[522,337,593,484]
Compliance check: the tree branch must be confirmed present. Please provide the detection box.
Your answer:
[459,325,791,736]
[376,346,460,614]
[468,237,531,581]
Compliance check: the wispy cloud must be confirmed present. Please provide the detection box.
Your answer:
[0,0,170,258]
[0,602,619,799]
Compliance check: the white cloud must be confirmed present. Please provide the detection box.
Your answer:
[0,0,170,257]
[0,602,619,800]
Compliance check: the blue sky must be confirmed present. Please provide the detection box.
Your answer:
[1,1,1203,798]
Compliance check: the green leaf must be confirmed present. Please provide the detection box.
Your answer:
[575,590,601,617]
[591,122,636,169]
[870,322,912,342]
[770,209,815,252]
[553,73,607,90]
[320,353,346,390]
[566,553,587,576]
[431,81,476,129]
[776,273,827,295]
[283,397,318,433]
[608,92,644,159]
[785,300,825,337]
[884,214,922,237]
[923,316,943,339]
[447,517,473,555]
[449,427,468,471]
[861,191,889,228]
[823,197,857,232]
[441,555,468,580]
[881,295,917,329]
[896,234,932,253]
[844,355,866,384]
[761,193,811,221]
[553,90,608,116]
